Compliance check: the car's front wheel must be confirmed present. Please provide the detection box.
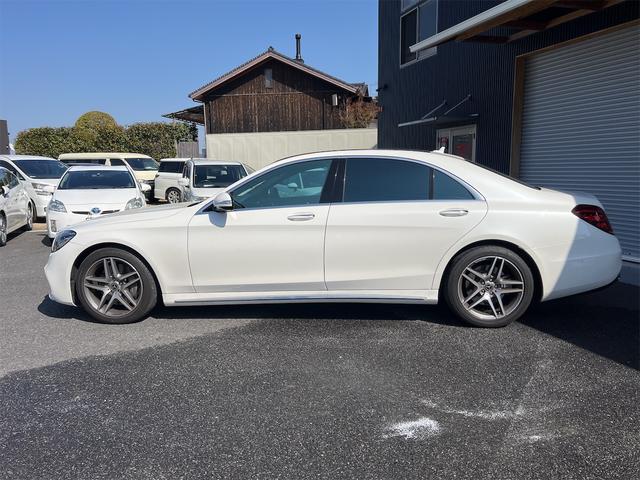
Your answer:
[23,202,34,231]
[75,248,158,324]
[444,246,535,327]
[166,188,182,204]
[0,214,7,247]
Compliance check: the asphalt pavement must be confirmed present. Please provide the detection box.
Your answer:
[1,228,639,480]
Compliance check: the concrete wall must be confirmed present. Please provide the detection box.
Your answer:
[206,128,377,170]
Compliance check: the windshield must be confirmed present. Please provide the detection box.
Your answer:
[125,158,159,171]
[58,170,136,190]
[13,159,68,179]
[193,164,246,188]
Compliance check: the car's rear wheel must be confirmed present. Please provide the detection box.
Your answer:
[75,248,157,324]
[166,188,182,204]
[0,214,7,247]
[444,246,535,327]
[23,202,34,231]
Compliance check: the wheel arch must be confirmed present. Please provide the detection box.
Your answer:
[437,239,544,303]
[70,242,164,306]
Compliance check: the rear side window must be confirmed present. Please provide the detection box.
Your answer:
[432,170,474,200]
[63,159,107,165]
[109,158,125,166]
[344,158,430,202]
[159,161,186,173]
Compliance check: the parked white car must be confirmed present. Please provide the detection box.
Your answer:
[154,158,188,203]
[179,159,252,202]
[45,150,621,327]
[0,155,68,219]
[0,167,32,246]
[58,153,158,199]
[46,165,150,239]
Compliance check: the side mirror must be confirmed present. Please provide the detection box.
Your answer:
[42,184,56,194]
[178,177,190,187]
[1,186,9,197]
[287,182,299,190]
[212,192,233,212]
[140,183,151,193]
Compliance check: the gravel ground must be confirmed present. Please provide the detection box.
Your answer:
[1,228,638,480]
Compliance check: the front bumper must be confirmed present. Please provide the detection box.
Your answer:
[47,211,89,239]
[44,241,84,306]
[33,192,53,217]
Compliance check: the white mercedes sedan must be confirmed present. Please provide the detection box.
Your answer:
[46,165,150,239]
[44,150,621,327]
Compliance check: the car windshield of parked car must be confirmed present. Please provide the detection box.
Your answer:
[193,164,246,188]
[57,170,136,190]
[13,160,68,179]
[125,158,159,171]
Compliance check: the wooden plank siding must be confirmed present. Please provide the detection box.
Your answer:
[203,59,351,134]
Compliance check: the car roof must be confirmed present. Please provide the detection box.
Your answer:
[66,165,130,172]
[0,155,57,161]
[188,159,242,166]
[58,152,153,160]
[159,158,190,162]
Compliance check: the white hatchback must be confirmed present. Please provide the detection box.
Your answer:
[44,150,621,327]
[0,167,33,246]
[46,165,150,239]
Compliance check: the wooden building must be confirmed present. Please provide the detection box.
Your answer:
[165,37,369,135]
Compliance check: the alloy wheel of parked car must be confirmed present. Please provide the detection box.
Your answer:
[166,188,182,204]
[445,246,534,327]
[0,214,6,247]
[76,248,157,324]
[24,202,34,231]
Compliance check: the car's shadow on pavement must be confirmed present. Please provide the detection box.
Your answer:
[37,282,639,369]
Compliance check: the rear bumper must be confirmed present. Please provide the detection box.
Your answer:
[538,233,622,301]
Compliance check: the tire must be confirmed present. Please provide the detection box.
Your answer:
[0,213,6,247]
[166,188,182,204]
[23,202,34,232]
[75,248,158,324]
[444,246,535,327]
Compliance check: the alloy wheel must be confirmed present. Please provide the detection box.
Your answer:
[82,257,143,318]
[0,216,6,245]
[167,189,181,203]
[457,256,525,321]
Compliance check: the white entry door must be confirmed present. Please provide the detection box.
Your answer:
[436,125,476,162]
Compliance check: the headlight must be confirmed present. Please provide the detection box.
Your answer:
[125,197,144,210]
[32,182,52,196]
[48,199,67,212]
[51,230,76,252]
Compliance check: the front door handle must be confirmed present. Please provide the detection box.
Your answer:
[287,213,315,222]
[439,208,469,217]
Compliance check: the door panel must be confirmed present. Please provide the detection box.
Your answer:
[324,200,486,290]
[188,205,329,293]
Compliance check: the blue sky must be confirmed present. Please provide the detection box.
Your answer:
[0,0,378,141]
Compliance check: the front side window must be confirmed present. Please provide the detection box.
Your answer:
[159,161,185,173]
[0,160,22,179]
[401,0,438,65]
[13,159,68,179]
[58,170,136,190]
[7,171,19,188]
[344,158,430,202]
[193,164,246,188]
[231,159,332,209]
[124,158,158,171]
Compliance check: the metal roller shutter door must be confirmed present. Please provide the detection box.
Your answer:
[519,24,640,261]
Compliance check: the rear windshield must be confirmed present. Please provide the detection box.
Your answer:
[125,158,159,171]
[159,161,186,173]
[14,159,68,179]
[58,170,136,190]
[193,164,246,188]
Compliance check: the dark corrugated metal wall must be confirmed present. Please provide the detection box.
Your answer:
[378,0,639,173]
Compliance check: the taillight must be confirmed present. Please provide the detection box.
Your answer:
[572,204,613,234]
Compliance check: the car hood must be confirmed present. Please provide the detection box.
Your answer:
[192,187,225,198]
[53,188,140,206]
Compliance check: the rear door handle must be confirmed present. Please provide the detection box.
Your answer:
[439,209,469,217]
[287,213,315,221]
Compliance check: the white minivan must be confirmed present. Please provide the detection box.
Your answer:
[178,159,252,202]
[154,158,188,203]
[58,153,158,199]
[0,155,68,219]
